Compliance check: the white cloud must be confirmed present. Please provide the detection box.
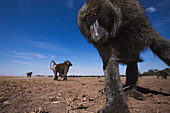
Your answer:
[15,55,29,59]
[146,7,157,13]
[28,40,70,53]
[10,51,48,59]
[152,17,170,29]
[49,55,56,59]
[17,0,24,9]
[29,41,60,51]
[65,0,75,9]
[42,36,50,41]
[30,20,38,25]
[12,60,29,64]
[17,0,29,10]
[33,53,47,59]
[159,0,170,7]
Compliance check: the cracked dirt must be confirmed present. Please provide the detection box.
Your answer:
[0,76,170,113]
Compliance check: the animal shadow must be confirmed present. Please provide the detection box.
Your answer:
[136,86,170,96]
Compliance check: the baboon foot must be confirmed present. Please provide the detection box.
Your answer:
[124,86,145,101]
[98,105,130,113]
[98,105,113,113]
[54,78,58,80]
[63,77,67,81]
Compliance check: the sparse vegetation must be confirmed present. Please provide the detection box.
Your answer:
[142,68,169,76]
[35,75,46,77]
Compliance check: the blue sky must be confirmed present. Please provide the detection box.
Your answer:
[0,0,169,76]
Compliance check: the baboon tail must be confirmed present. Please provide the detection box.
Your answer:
[150,36,170,66]
[50,60,55,70]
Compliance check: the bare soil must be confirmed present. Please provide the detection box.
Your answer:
[0,76,170,113]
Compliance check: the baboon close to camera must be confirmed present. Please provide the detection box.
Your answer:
[50,60,72,80]
[77,0,170,112]
[157,68,170,79]
[27,72,32,78]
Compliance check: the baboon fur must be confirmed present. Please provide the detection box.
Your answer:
[27,72,32,78]
[50,60,72,81]
[157,68,170,79]
[77,0,170,112]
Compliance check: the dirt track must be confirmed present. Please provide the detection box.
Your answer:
[0,76,170,113]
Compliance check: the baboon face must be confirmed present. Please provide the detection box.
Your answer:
[77,0,121,44]
[64,60,72,67]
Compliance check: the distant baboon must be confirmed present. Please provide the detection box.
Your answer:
[27,72,32,78]
[50,60,72,80]
[157,68,170,79]
[77,0,170,112]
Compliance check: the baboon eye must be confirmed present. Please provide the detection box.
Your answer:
[84,16,91,21]
[93,12,97,16]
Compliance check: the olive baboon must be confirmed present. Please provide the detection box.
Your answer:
[50,60,72,80]
[157,68,170,79]
[77,0,170,112]
[27,72,32,78]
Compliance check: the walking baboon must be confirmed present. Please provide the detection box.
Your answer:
[77,0,170,112]
[157,68,170,79]
[27,72,32,78]
[50,60,72,80]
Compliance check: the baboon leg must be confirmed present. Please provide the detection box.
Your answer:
[58,73,63,80]
[59,73,62,77]
[157,75,160,79]
[98,59,129,113]
[63,68,68,81]
[124,62,144,100]
[63,73,67,80]
[54,71,58,80]
[63,75,67,81]
[125,62,138,87]
[162,75,164,79]
[164,75,167,79]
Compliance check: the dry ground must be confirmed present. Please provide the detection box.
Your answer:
[0,76,170,113]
